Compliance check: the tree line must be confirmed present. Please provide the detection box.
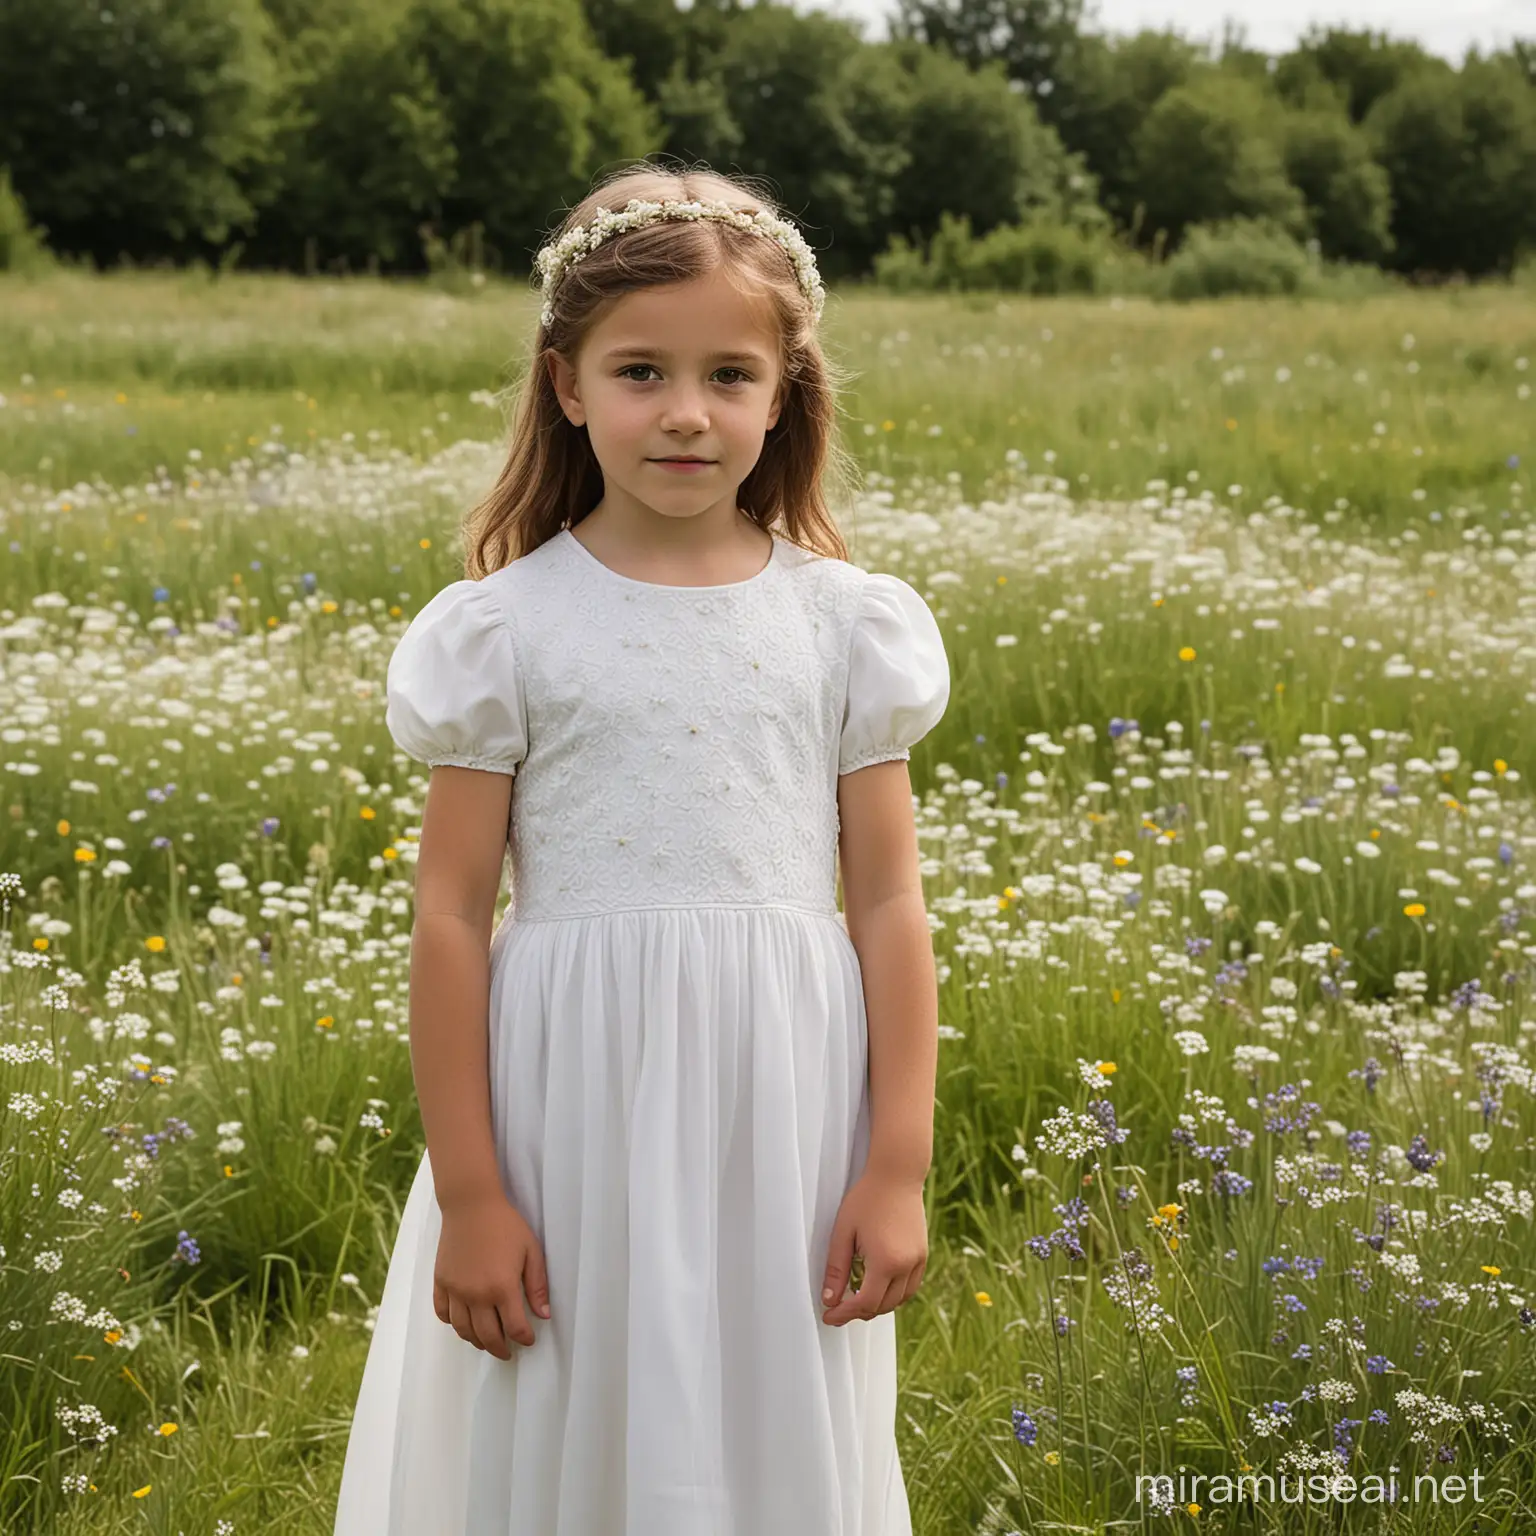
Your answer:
[0,0,1533,283]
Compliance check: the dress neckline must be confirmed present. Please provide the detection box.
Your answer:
[560,526,781,592]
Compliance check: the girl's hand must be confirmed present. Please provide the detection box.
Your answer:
[820,1170,928,1326]
[433,1192,551,1358]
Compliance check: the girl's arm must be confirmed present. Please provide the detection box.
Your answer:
[409,764,515,1213]
[836,758,938,1188]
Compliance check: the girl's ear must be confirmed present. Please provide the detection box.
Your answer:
[547,352,585,427]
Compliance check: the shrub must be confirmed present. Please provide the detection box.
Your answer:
[872,210,1114,296]
[0,166,53,273]
[1161,216,1319,299]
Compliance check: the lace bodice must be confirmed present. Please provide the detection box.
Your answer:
[385,528,950,922]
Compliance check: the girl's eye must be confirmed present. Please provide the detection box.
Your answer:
[618,365,750,385]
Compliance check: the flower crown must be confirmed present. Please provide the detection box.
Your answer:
[533,196,826,330]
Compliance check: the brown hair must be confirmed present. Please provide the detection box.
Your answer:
[460,159,862,579]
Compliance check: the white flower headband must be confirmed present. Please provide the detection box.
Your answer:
[533,196,826,330]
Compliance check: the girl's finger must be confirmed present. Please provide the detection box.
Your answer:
[874,1272,907,1317]
[471,1301,511,1359]
[847,1267,895,1322]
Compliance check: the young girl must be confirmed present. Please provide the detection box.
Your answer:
[334,161,950,1535]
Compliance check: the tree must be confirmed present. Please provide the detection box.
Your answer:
[889,0,1088,103]
[0,0,279,263]
[1041,29,1204,230]
[656,3,912,281]
[1366,57,1536,277]
[1281,108,1393,264]
[399,0,661,272]
[579,0,690,103]
[879,38,1102,252]
[1132,70,1306,248]
[250,5,457,270]
[1274,26,1439,124]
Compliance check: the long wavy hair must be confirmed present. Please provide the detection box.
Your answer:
[461,159,863,579]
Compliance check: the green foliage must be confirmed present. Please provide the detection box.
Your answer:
[1038,29,1205,230]
[0,0,280,264]
[872,208,1115,294]
[398,0,661,270]
[1273,24,1441,123]
[251,2,456,271]
[1133,71,1308,249]
[0,0,1531,284]
[1159,215,1318,299]
[0,166,53,274]
[1366,56,1536,279]
[657,5,912,282]
[581,0,689,101]
[888,0,1088,101]
[1281,107,1394,264]
[880,40,1104,255]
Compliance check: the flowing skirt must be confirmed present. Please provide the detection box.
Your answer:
[334,904,912,1535]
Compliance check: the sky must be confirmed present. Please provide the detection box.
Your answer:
[800,0,1531,62]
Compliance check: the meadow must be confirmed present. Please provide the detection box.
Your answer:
[2,267,1535,1533]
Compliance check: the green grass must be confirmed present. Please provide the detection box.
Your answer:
[2,271,1535,1534]
[1,269,1531,521]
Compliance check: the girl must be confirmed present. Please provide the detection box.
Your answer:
[335,161,950,1535]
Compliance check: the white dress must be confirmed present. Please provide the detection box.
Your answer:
[335,526,950,1536]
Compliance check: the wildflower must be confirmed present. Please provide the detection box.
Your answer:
[1044,1450,1060,1465]
[1085,1099,1130,1145]
[974,1291,992,1306]
[1348,1057,1382,1093]
[1036,1104,1118,1159]
[1011,1406,1038,1446]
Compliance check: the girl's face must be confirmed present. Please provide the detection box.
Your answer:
[547,266,786,527]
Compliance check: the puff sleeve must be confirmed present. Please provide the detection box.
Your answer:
[384,579,528,776]
[838,571,951,775]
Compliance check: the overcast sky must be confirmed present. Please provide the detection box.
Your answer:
[800,0,1530,62]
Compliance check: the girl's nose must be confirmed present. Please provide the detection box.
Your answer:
[660,393,709,427]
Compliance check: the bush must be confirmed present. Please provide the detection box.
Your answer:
[1161,216,1319,299]
[0,166,52,273]
[872,209,1114,296]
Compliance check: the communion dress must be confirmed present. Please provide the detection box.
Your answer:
[334,525,950,1536]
